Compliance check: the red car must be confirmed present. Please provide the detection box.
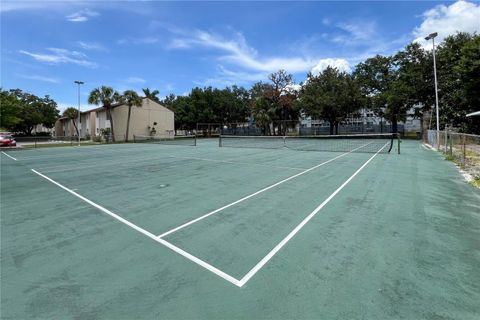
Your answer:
[0,135,17,147]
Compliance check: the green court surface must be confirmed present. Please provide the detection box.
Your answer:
[1,139,479,319]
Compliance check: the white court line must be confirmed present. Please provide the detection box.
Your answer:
[169,155,307,171]
[157,143,371,239]
[422,144,433,150]
[30,142,386,288]
[30,169,242,287]
[1,151,17,161]
[237,142,388,286]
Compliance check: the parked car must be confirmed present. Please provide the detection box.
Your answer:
[0,135,17,147]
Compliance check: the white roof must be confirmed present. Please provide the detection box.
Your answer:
[466,111,480,117]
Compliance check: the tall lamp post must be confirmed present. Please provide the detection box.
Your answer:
[425,32,440,149]
[74,80,84,147]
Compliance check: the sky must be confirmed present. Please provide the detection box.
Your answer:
[1,0,479,112]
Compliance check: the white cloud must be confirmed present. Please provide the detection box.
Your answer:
[285,83,301,93]
[77,41,107,51]
[413,1,480,47]
[311,58,351,74]
[18,74,60,83]
[19,48,97,68]
[1,1,76,12]
[57,103,98,113]
[196,67,267,88]
[322,18,331,26]
[168,29,320,74]
[135,37,159,44]
[166,28,359,87]
[66,8,99,22]
[331,20,378,46]
[337,21,377,41]
[117,37,160,45]
[167,39,192,49]
[57,103,72,113]
[125,77,146,84]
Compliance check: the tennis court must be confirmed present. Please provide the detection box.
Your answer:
[1,137,479,319]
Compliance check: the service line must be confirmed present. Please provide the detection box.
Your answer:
[157,143,371,239]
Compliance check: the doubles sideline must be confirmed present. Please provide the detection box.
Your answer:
[238,142,388,286]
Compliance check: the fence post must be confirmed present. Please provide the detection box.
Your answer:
[444,128,448,154]
[462,134,466,167]
[449,133,453,156]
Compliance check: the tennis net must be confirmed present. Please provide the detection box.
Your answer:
[133,135,197,146]
[219,133,398,153]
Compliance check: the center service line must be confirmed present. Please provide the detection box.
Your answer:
[237,143,388,287]
[157,143,371,239]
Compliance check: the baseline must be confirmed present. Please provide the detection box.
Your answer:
[1,151,17,161]
[30,169,242,287]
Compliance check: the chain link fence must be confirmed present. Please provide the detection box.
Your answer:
[426,129,480,181]
[219,120,410,137]
[12,134,128,148]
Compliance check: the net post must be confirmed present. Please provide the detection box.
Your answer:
[219,135,222,147]
[194,133,197,146]
[388,133,394,153]
[398,135,401,154]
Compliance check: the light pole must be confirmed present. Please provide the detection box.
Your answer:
[425,32,440,149]
[74,80,84,146]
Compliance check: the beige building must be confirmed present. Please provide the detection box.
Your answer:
[55,98,174,140]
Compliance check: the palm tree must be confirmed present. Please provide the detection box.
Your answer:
[122,90,143,142]
[142,88,160,103]
[62,107,79,137]
[88,86,122,142]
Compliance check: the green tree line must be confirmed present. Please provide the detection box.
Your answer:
[1,32,479,136]
[159,32,479,134]
[0,89,59,135]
